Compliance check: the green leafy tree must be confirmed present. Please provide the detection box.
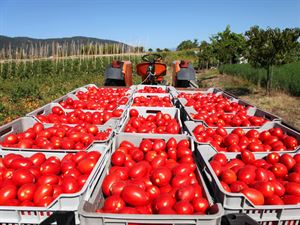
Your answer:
[198,41,216,69]
[156,48,162,52]
[177,39,198,51]
[148,48,153,52]
[210,25,246,64]
[163,48,170,52]
[245,26,300,94]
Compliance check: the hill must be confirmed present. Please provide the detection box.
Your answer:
[0,35,134,59]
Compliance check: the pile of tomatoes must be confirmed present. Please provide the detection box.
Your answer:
[178,92,268,127]
[209,151,300,205]
[76,86,131,100]
[0,150,101,206]
[124,109,181,134]
[58,86,130,110]
[137,86,168,93]
[98,138,209,214]
[132,95,173,107]
[0,123,112,150]
[59,97,129,111]
[193,125,298,152]
[36,106,123,125]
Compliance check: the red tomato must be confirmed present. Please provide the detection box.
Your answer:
[121,185,150,206]
[129,109,139,117]
[270,163,288,178]
[151,167,172,187]
[0,184,17,204]
[252,181,275,198]
[284,182,300,196]
[221,169,237,185]
[33,184,53,204]
[40,162,60,175]
[192,197,209,213]
[176,185,195,201]
[129,161,149,179]
[212,153,227,166]
[102,174,120,196]
[62,176,79,193]
[152,193,176,212]
[241,188,264,205]
[173,200,194,214]
[77,158,97,174]
[12,169,35,186]
[279,154,296,170]
[230,181,248,193]
[237,167,256,185]
[282,195,300,204]
[265,195,284,205]
[241,150,255,164]
[103,195,125,213]
[17,183,37,202]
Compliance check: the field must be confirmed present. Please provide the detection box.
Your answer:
[219,62,300,96]
[198,69,300,129]
[1,51,299,129]
[0,55,143,124]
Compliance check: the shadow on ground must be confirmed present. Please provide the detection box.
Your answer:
[224,87,251,96]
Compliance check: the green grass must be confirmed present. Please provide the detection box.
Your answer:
[219,61,300,96]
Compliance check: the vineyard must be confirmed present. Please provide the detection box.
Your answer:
[0,55,142,124]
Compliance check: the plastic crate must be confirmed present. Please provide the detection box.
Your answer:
[135,84,169,93]
[26,102,122,129]
[0,143,110,225]
[130,93,175,107]
[69,85,134,97]
[0,117,114,151]
[196,145,300,223]
[185,120,300,152]
[171,87,223,98]
[182,106,280,129]
[118,107,183,134]
[78,133,224,225]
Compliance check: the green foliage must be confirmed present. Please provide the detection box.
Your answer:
[245,26,300,93]
[176,39,198,51]
[210,25,246,64]
[219,61,300,96]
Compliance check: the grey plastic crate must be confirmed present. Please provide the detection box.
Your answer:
[26,102,122,129]
[131,93,175,107]
[196,145,300,223]
[135,84,169,93]
[185,120,300,152]
[171,87,223,98]
[118,106,183,134]
[0,117,114,151]
[0,142,110,225]
[78,133,223,225]
[52,93,79,104]
[183,106,279,129]
[70,85,134,98]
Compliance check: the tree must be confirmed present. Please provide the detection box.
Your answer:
[176,39,198,51]
[210,25,246,65]
[245,26,300,94]
[163,48,170,52]
[198,41,216,69]
[148,48,153,52]
[156,48,162,52]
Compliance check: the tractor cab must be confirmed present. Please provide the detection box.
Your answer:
[172,60,196,87]
[104,60,133,87]
[136,54,167,85]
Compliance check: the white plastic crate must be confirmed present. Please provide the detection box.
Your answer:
[118,106,183,134]
[185,120,300,153]
[0,117,114,151]
[182,105,280,129]
[0,143,110,224]
[78,133,224,225]
[196,145,300,223]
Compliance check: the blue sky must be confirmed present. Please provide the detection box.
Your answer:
[0,0,299,49]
